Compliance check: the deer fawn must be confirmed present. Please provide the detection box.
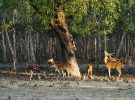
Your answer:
[26,63,41,81]
[87,64,93,79]
[104,51,124,79]
[48,58,71,77]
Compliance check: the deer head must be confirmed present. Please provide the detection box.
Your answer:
[104,51,113,57]
[48,58,55,64]
[104,51,114,63]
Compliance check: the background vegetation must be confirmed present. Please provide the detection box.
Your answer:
[0,0,135,64]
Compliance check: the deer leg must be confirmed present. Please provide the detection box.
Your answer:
[61,70,64,77]
[108,68,111,77]
[90,69,94,79]
[87,69,90,77]
[64,69,67,77]
[55,69,60,77]
[87,69,89,75]
[38,73,41,80]
[66,70,69,77]
[30,70,33,81]
[117,69,121,79]
[43,71,46,79]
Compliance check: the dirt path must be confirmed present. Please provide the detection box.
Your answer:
[0,78,135,100]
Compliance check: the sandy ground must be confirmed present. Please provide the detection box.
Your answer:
[0,77,135,100]
[0,64,135,100]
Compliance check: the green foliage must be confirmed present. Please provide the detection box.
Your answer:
[0,0,19,17]
[116,0,135,35]
[29,0,120,35]
[0,0,135,36]
[27,0,56,32]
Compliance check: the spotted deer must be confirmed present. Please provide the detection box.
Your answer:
[48,58,71,77]
[104,51,124,79]
[26,63,41,81]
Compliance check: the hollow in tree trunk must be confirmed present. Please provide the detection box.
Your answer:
[51,0,81,78]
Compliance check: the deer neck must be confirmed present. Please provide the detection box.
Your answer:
[51,61,58,68]
[104,56,108,64]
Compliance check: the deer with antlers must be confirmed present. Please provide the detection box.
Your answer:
[104,51,124,79]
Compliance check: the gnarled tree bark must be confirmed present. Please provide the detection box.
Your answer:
[50,0,81,78]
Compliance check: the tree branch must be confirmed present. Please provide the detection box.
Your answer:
[28,0,43,16]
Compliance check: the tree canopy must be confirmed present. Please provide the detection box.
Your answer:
[0,0,135,36]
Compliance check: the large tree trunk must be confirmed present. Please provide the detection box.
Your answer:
[51,0,81,78]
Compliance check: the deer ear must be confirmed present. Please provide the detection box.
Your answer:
[109,53,114,56]
[104,51,113,56]
[104,51,108,55]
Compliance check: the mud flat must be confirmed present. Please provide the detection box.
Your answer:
[0,63,135,100]
[0,78,135,100]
